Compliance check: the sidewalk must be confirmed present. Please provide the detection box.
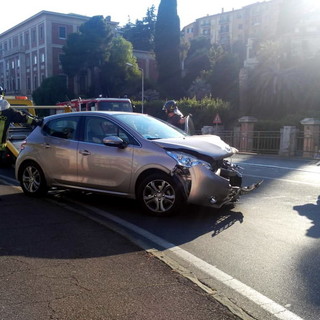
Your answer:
[0,181,245,320]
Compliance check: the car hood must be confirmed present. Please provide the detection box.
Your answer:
[153,135,236,160]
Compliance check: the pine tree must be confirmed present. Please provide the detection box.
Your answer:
[155,0,183,98]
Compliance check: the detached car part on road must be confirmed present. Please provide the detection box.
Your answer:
[15,111,262,216]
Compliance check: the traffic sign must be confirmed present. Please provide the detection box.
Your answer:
[213,113,222,124]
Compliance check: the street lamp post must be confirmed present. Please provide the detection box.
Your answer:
[140,67,144,114]
[126,63,144,113]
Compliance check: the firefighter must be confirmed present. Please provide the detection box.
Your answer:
[0,87,42,162]
[162,100,186,130]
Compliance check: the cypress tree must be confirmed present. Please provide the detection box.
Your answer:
[155,0,183,98]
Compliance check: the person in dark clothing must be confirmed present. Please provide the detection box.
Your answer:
[162,100,186,130]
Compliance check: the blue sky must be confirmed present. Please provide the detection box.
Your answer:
[1,0,260,34]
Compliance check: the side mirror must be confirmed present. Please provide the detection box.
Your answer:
[102,136,127,149]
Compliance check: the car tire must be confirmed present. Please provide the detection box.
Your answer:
[137,172,185,216]
[19,162,48,197]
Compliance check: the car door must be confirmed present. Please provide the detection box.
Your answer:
[40,115,80,185]
[77,115,136,194]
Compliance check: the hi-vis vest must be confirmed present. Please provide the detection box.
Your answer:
[0,108,34,151]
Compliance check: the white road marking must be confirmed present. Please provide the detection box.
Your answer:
[238,162,320,174]
[246,174,320,187]
[62,201,304,320]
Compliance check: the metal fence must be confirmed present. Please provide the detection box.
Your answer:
[208,130,317,157]
[216,130,281,155]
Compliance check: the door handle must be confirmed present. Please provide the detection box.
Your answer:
[79,149,91,156]
[42,143,50,149]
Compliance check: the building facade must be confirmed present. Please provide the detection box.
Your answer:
[0,11,90,97]
[182,0,320,66]
[0,11,157,98]
[181,1,280,53]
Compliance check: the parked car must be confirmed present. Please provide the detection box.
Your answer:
[15,111,261,216]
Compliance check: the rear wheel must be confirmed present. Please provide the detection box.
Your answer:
[19,162,48,197]
[137,172,184,216]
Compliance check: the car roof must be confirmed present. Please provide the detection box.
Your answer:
[44,111,140,120]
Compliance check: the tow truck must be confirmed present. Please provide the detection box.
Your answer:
[1,96,71,166]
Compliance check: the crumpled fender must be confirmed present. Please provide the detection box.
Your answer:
[184,164,263,208]
[187,164,231,206]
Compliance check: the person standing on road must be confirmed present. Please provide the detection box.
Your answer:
[162,100,186,130]
[0,87,42,163]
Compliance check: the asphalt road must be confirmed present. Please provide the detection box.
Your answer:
[0,177,241,320]
[1,154,320,320]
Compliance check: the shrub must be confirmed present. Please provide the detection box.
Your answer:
[135,97,231,130]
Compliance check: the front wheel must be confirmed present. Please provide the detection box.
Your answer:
[137,173,185,216]
[19,162,48,197]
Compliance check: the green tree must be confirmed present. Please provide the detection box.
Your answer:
[247,40,304,119]
[60,16,113,96]
[207,45,242,109]
[187,73,211,100]
[59,33,85,79]
[122,6,157,51]
[183,37,211,91]
[155,0,183,98]
[32,76,69,109]
[100,37,140,97]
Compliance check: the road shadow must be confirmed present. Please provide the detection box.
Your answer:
[0,182,245,260]
[0,185,142,259]
[293,196,320,238]
[293,196,320,308]
[59,190,245,248]
[297,243,320,307]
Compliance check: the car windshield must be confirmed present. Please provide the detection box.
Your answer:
[113,114,188,140]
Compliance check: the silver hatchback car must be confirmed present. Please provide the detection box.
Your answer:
[15,111,261,216]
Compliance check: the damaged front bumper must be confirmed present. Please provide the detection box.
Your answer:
[181,164,262,209]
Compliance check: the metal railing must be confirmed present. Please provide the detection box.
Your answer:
[199,123,320,158]
[209,130,319,157]
[215,130,281,155]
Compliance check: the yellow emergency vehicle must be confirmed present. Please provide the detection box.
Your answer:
[6,95,36,115]
[2,96,71,165]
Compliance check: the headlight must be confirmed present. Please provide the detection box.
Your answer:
[167,151,212,170]
[231,147,238,154]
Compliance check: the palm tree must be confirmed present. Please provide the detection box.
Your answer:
[248,40,304,119]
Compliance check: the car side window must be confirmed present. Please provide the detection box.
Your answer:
[43,117,79,140]
[84,116,137,145]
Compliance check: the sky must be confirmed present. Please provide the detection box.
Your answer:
[1,0,262,34]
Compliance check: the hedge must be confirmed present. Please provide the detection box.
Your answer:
[133,97,232,130]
